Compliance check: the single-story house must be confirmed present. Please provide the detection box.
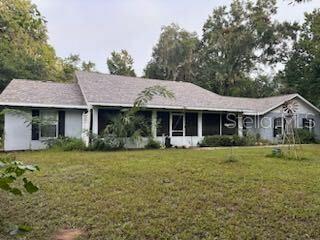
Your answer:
[0,71,319,151]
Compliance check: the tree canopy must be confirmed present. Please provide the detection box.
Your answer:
[0,0,59,90]
[144,24,199,82]
[107,50,136,77]
[193,0,298,96]
[0,0,96,91]
[277,9,320,107]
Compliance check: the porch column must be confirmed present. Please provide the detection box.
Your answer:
[198,112,203,137]
[238,113,243,137]
[92,107,98,135]
[82,109,91,147]
[151,110,157,138]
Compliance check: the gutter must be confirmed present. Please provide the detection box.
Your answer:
[0,102,88,109]
[88,102,251,113]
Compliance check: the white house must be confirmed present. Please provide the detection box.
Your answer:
[0,71,319,151]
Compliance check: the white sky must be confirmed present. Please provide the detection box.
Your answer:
[32,0,320,76]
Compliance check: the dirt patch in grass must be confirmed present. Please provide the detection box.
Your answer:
[53,229,84,240]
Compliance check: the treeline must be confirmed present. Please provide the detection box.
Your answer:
[106,0,320,108]
[1,0,319,108]
[0,0,96,91]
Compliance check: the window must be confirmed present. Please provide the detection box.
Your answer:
[172,113,184,136]
[40,111,58,139]
[157,112,169,137]
[243,117,254,130]
[273,117,283,137]
[222,114,237,135]
[98,109,119,135]
[303,118,315,132]
[202,113,220,136]
[185,113,198,136]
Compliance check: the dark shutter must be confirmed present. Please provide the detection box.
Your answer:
[58,111,65,137]
[303,118,308,129]
[31,110,40,140]
[186,113,198,136]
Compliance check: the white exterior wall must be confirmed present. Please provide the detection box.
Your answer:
[156,136,203,147]
[4,109,84,151]
[4,110,32,151]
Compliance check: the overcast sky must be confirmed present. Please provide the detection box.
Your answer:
[32,0,319,76]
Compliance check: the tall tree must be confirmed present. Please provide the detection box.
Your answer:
[107,50,136,77]
[277,10,320,107]
[194,0,298,96]
[144,24,199,82]
[55,54,97,81]
[82,61,96,72]
[0,0,60,91]
[56,54,81,81]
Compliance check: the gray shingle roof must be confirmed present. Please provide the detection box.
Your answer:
[0,72,309,114]
[76,71,299,113]
[0,79,86,108]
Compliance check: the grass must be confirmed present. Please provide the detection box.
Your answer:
[1,145,320,239]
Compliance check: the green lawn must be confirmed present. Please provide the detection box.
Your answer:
[1,145,320,239]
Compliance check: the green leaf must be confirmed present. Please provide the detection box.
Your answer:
[9,225,33,236]
[10,188,22,196]
[0,161,6,168]
[23,178,39,193]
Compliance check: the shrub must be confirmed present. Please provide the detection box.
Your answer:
[145,138,161,149]
[266,148,284,158]
[296,129,317,144]
[199,135,257,147]
[88,134,123,151]
[224,154,239,163]
[48,137,86,151]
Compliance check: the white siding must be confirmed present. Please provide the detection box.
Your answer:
[4,108,84,151]
[245,97,320,142]
[4,110,32,151]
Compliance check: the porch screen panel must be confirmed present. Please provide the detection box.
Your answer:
[98,109,120,135]
[186,113,198,136]
[222,113,238,135]
[136,111,152,137]
[202,113,220,136]
[157,112,169,137]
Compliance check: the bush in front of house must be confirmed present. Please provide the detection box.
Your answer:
[88,134,124,151]
[48,137,86,151]
[199,135,257,147]
[296,129,318,144]
[145,138,161,149]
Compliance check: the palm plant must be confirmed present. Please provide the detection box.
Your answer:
[102,85,174,148]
